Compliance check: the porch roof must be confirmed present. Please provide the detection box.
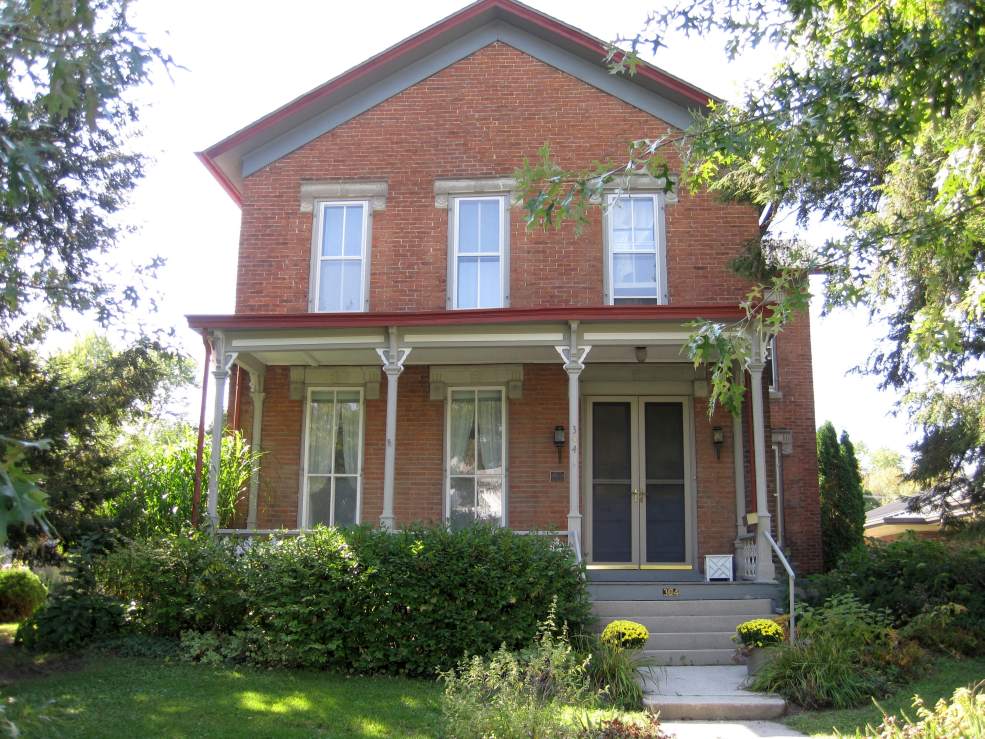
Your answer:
[187,305,740,367]
[187,304,745,331]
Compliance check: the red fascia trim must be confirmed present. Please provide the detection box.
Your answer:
[187,304,746,332]
[195,151,243,206]
[204,0,711,162]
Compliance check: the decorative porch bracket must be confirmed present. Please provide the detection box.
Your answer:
[555,320,591,549]
[207,332,238,531]
[375,326,411,531]
[747,331,776,582]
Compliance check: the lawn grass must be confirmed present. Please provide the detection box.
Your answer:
[3,656,444,738]
[784,656,985,737]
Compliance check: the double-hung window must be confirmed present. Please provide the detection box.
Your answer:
[605,193,667,304]
[303,388,363,527]
[450,196,507,309]
[447,388,506,528]
[313,201,369,312]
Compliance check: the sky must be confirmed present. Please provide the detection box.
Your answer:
[60,0,916,459]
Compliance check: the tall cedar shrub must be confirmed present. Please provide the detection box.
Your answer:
[817,422,866,570]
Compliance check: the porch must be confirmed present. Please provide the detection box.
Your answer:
[188,305,781,584]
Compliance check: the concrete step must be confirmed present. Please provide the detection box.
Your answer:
[643,648,738,666]
[595,614,755,633]
[592,598,774,618]
[643,665,786,721]
[588,582,779,602]
[643,632,737,650]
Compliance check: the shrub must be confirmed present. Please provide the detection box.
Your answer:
[898,603,980,657]
[848,682,985,738]
[805,536,985,652]
[751,594,924,709]
[340,524,590,675]
[239,527,360,668]
[600,621,649,651]
[97,531,245,636]
[735,618,785,648]
[440,604,594,738]
[0,567,46,621]
[17,541,125,652]
[580,635,656,710]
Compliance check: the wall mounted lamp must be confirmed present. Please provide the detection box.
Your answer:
[553,425,565,463]
[712,426,725,459]
[634,346,648,363]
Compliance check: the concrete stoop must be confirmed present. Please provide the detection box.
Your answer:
[642,666,787,722]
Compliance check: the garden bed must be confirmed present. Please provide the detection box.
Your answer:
[784,656,985,737]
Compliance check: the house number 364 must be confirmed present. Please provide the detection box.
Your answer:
[662,587,680,597]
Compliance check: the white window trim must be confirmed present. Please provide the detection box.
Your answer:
[447,195,510,310]
[602,193,668,305]
[309,200,372,313]
[767,335,781,395]
[444,386,508,527]
[300,386,365,528]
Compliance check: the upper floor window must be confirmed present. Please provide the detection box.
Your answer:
[605,193,667,305]
[313,201,369,312]
[450,196,508,309]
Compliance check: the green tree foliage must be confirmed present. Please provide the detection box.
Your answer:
[107,424,258,537]
[0,335,191,557]
[860,446,919,507]
[514,0,985,513]
[0,0,171,335]
[0,0,172,546]
[817,422,866,570]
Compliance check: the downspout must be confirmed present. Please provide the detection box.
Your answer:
[191,335,212,527]
[230,365,242,431]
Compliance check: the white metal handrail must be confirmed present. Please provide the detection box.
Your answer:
[763,529,796,644]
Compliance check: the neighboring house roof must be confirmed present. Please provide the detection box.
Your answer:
[197,0,718,205]
[865,495,972,534]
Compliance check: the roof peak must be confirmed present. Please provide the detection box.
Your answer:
[198,0,716,205]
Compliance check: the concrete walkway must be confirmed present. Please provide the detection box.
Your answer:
[643,665,787,721]
[662,721,805,738]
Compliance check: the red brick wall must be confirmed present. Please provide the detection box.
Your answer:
[768,315,823,573]
[228,40,821,570]
[235,43,760,314]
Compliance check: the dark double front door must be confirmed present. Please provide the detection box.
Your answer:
[587,397,692,568]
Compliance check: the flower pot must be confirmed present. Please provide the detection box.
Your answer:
[745,647,772,676]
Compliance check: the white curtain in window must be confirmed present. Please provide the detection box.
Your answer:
[336,394,360,475]
[476,391,502,473]
[449,393,475,474]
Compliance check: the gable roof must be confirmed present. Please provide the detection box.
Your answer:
[197,0,717,205]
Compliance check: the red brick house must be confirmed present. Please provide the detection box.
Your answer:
[189,0,822,600]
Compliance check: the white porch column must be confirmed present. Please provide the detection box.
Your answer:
[376,326,410,531]
[245,368,266,531]
[556,321,591,543]
[732,360,747,539]
[748,332,776,582]
[207,333,237,531]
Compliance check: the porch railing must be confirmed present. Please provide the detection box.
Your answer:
[735,529,796,643]
[217,527,584,565]
[764,528,796,644]
[736,533,757,580]
[514,529,582,565]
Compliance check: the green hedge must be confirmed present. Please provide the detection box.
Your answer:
[804,535,985,652]
[32,525,590,676]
